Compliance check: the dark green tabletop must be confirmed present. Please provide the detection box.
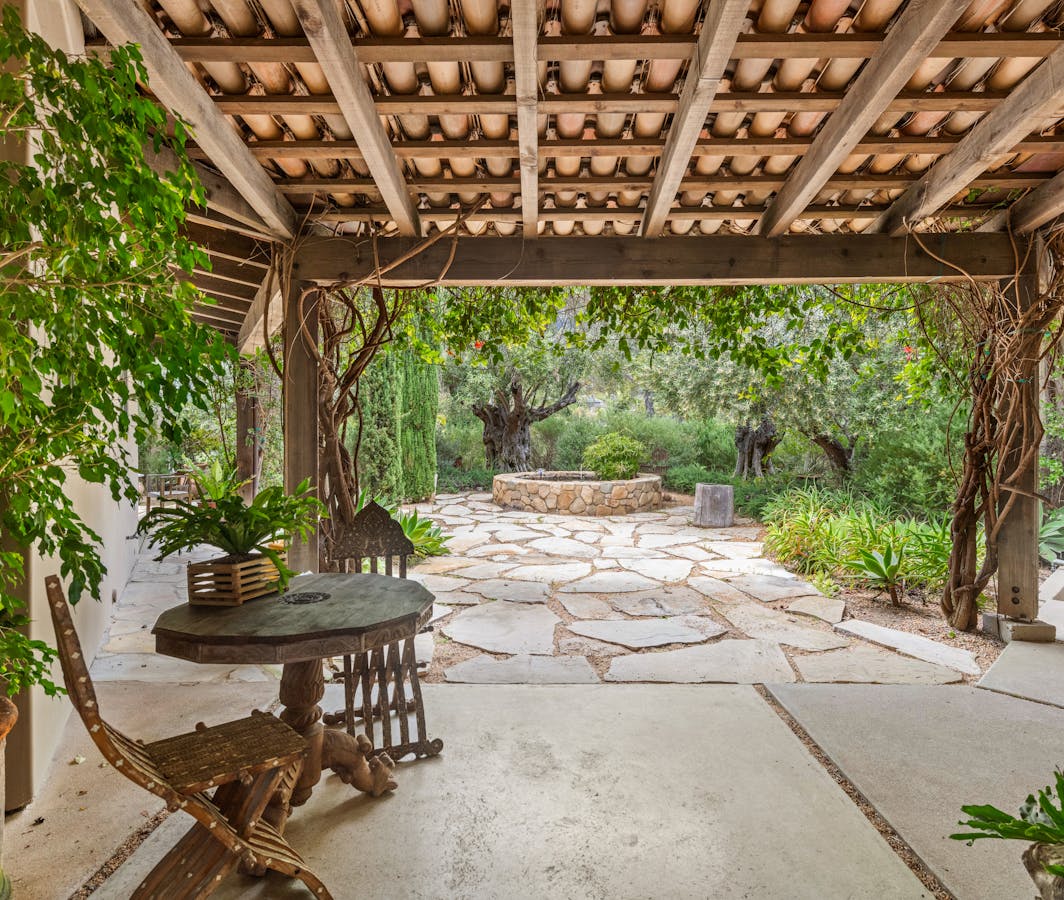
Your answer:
[153,572,435,665]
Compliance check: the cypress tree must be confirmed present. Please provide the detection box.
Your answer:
[400,349,439,500]
[350,349,404,502]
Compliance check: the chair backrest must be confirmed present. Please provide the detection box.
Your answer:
[44,576,181,802]
[331,500,414,577]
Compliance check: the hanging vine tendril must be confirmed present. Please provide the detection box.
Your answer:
[915,231,1064,630]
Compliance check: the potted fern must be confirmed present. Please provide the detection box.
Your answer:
[137,471,323,606]
[952,771,1064,899]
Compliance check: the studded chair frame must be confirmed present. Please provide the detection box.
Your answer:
[44,575,332,899]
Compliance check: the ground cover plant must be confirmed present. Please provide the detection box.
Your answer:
[763,487,955,604]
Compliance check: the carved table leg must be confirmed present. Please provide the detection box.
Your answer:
[278,659,325,809]
[276,659,397,813]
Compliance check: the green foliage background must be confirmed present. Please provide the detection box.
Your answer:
[0,13,231,693]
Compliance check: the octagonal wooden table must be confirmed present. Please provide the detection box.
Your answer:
[153,572,434,825]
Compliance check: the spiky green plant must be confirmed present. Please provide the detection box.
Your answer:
[952,771,1064,879]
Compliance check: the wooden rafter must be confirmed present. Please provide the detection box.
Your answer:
[289,0,419,236]
[202,134,1064,163]
[144,145,268,233]
[238,266,283,355]
[984,172,1064,234]
[512,0,540,237]
[873,43,1064,235]
[154,32,1064,65]
[212,90,1026,117]
[182,223,270,268]
[73,0,297,239]
[292,233,1018,286]
[758,0,969,237]
[276,173,1049,195]
[641,0,747,238]
[305,203,999,225]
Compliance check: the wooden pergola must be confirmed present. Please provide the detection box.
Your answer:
[77,0,1064,627]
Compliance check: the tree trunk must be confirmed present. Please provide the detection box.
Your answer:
[473,376,580,472]
[810,434,855,474]
[643,390,655,417]
[734,415,781,479]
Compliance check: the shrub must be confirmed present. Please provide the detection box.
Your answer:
[436,407,486,468]
[582,433,647,480]
[762,486,955,598]
[1039,507,1064,564]
[532,414,569,469]
[730,473,801,519]
[664,463,714,494]
[851,405,959,517]
[436,465,496,493]
[555,418,606,469]
[695,419,737,471]
[600,411,700,469]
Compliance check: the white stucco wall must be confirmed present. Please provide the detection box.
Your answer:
[5,0,139,810]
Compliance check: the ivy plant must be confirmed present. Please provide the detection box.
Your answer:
[0,11,232,694]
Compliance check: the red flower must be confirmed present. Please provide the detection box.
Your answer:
[903,345,915,358]
[474,340,484,349]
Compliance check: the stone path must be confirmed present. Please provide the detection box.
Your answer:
[96,491,982,690]
[405,492,974,687]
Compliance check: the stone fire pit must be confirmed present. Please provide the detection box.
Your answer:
[492,471,662,516]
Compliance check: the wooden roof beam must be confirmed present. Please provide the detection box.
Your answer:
[159,32,1064,65]
[873,43,1064,236]
[213,134,1064,162]
[144,144,269,233]
[512,0,540,237]
[73,0,297,240]
[981,172,1064,234]
[640,0,748,238]
[758,0,969,237]
[213,90,1023,117]
[290,0,419,236]
[238,266,284,354]
[292,233,1017,286]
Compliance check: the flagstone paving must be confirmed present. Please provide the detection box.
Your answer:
[441,600,560,656]
[566,618,711,650]
[102,492,993,693]
[605,639,796,683]
[444,654,599,683]
[395,491,994,688]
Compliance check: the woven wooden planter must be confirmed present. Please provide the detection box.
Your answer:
[186,553,284,607]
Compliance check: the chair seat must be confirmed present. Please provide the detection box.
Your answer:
[145,714,304,794]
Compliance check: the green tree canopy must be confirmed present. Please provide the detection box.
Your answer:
[0,11,231,693]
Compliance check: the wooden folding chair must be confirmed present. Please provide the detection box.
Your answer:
[44,575,332,899]
[325,501,442,761]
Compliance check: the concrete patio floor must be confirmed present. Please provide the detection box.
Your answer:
[9,490,1064,898]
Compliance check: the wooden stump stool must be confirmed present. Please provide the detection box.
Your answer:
[694,484,734,528]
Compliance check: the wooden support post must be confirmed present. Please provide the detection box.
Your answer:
[283,275,320,573]
[997,248,1042,622]
[236,358,261,502]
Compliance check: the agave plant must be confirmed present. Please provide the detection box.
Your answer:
[849,543,906,606]
[352,491,451,558]
[1040,507,1064,565]
[136,478,324,591]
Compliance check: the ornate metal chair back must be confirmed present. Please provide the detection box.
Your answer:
[332,500,414,577]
